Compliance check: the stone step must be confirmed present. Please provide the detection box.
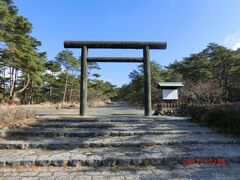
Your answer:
[7,128,218,138]
[0,134,239,150]
[37,117,191,124]
[29,122,201,129]
[0,144,240,167]
[17,125,213,132]
[1,165,240,179]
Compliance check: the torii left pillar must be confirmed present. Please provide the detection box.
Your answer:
[80,45,88,116]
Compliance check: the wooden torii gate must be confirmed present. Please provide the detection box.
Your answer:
[64,41,167,116]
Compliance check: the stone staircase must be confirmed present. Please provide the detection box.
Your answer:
[1,111,240,170]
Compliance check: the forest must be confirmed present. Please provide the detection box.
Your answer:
[118,43,240,106]
[1,0,240,107]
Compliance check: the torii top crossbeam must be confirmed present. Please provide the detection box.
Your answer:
[64,41,167,49]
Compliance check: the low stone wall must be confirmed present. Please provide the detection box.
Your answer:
[153,108,188,117]
[188,103,240,134]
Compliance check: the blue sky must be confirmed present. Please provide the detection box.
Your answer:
[15,0,240,87]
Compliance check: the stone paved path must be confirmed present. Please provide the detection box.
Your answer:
[0,102,240,179]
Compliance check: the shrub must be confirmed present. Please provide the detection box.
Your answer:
[0,106,36,122]
[188,103,240,134]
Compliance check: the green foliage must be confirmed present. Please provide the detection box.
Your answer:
[88,79,119,103]
[189,103,240,135]
[55,50,78,73]
[0,0,46,101]
[117,61,165,105]
[0,0,116,104]
[45,60,61,74]
[168,43,240,103]
[88,62,101,78]
[128,61,165,82]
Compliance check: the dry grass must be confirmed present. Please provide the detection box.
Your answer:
[0,106,37,128]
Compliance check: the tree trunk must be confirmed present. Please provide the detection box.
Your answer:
[13,74,30,99]
[3,67,6,98]
[31,91,34,104]
[14,70,18,91]
[9,67,12,92]
[49,86,52,105]
[28,80,33,105]
[9,68,16,99]
[69,81,74,103]
[63,74,69,104]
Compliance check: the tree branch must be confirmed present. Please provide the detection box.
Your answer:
[15,73,30,94]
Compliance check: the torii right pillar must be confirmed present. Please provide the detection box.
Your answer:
[143,46,151,116]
